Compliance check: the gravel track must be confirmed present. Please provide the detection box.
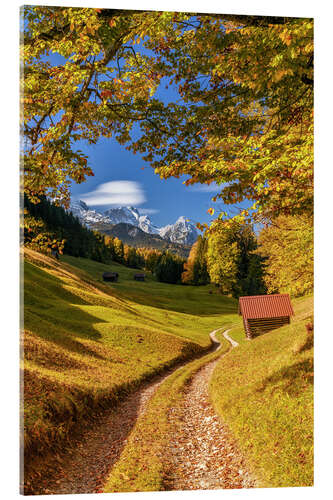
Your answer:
[27,332,221,495]
[27,328,255,494]
[163,329,256,491]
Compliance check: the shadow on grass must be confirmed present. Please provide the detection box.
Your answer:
[256,358,314,397]
[23,337,214,495]
[297,331,314,353]
[24,263,114,359]
[62,254,237,317]
[25,260,94,307]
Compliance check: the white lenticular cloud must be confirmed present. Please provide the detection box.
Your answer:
[81,181,146,206]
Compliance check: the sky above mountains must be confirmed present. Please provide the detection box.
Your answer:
[46,45,244,228]
[70,135,225,227]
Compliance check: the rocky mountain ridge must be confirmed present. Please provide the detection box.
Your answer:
[69,200,199,246]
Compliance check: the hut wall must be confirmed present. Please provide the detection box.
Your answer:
[103,275,118,282]
[247,316,290,338]
[243,317,252,339]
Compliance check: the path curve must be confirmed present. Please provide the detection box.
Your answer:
[223,329,239,348]
[163,329,256,491]
[26,329,224,495]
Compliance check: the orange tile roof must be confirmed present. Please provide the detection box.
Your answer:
[238,294,294,320]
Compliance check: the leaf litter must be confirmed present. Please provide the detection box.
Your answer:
[26,330,256,494]
[163,353,256,490]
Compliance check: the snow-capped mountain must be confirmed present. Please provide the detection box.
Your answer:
[69,200,112,225]
[104,206,160,235]
[104,206,140,226]
[159,216,198,246]
[69,200,198,246]
[137,214,160,235]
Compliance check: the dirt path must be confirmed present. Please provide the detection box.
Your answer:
[35,375,166,494]
[163,329,256,491]
[29,331,221,495]
[28,329,255,494]
[223,328,239,348]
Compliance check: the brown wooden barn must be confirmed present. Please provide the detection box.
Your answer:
[238,294,294,339]
[102,271,119,282]
[134,273,145,281]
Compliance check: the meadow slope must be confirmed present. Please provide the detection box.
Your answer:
[23,248,238,484]
[23,248,313,493]
[210,295,314,487]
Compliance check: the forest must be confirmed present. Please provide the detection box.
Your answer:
[24,192,312,297]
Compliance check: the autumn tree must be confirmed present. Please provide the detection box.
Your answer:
[232,224,266,296]
[104,235,116,260]
[113,237,124,263]
[21,7,197,205]
[182,236,209,285]
[22,8,313,225]
[181,241,198,284]
[124,244,143,268]
[141,14,313,222]
[207,230,240,295]
[256,214,313,297]
[142,249,162,274]
[206,220,266,297]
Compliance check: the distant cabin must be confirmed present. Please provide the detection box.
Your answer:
[102,272,119,282]
[51,249,59,260]
[134,273,145,281]
[238,294,294,339]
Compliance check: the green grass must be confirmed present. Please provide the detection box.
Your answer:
[23,248,313,491]
[103,330,231,493]
[210,295,314,488]
[62,254,238,318]
[23,249,237,469]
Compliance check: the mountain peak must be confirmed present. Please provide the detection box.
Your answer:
[159,216,198,246]
[176,215,187,224]
[73,199,89,210]
[68,202,198,245]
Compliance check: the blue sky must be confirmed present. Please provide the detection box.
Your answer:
[67,46,224,227]
[70,135,230,227]
[42,32,246,228]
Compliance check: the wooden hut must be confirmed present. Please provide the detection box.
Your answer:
[102,271,119,282]
[238,294,294,339]
[134,273,145,281]
[51,249,59,260]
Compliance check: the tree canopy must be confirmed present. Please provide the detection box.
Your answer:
[257,214,313,297]
[206,220,266,297]
[22,7,313,223]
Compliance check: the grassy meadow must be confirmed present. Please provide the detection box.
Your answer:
[210,295,314,487]
[104,295,314,492]
[23,248,238,468]
[23,248,313,492]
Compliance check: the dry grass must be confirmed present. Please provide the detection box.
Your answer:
[23,248,237,480]
[210,294,314,487]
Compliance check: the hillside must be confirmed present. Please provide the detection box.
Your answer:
[210,295,314,487]
[91,222,191,257]
[22,248,314,493]
[101,295,314,493]
[23,248,237,488]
